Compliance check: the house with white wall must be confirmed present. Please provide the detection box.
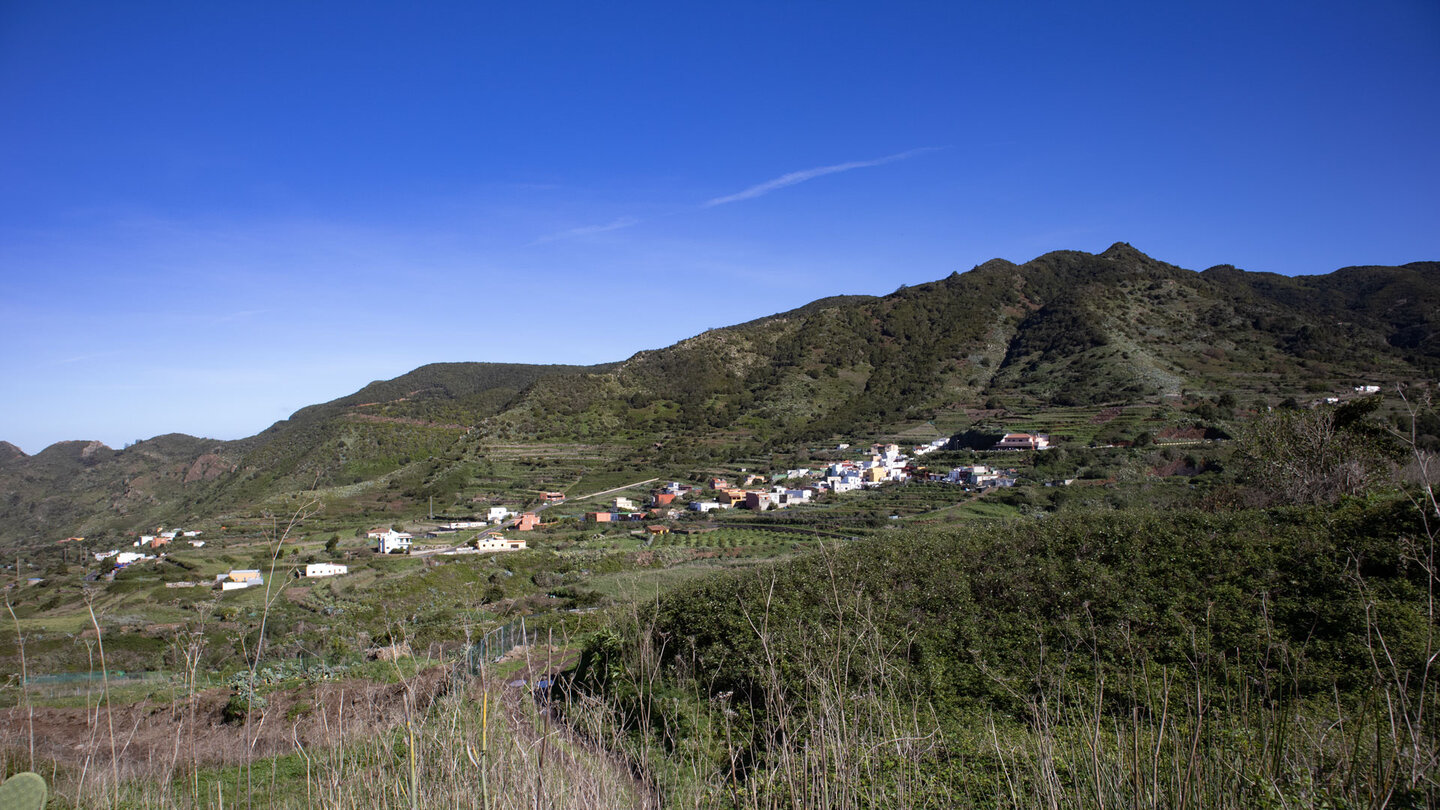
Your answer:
[994,433,1050,451]
[215,569,263,591]
[375,530,412,554]
[474,534,526,553]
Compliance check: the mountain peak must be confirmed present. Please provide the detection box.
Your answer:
[1099,242,1152,263]
[0,441,26,465]
[34,440,111,459]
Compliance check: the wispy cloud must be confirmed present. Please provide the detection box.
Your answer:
[57,351,120,365]
[704,147,939,207]
[529,216,641,246]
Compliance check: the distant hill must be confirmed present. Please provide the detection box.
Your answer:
[3,244,1437,548]
[483,243,1440,442]
[0,362,607,548]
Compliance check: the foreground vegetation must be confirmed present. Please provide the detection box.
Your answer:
[554,501,1438,807]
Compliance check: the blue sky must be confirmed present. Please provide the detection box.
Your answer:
[2,0,1437,453]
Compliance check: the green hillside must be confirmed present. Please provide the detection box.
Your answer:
[0,362,607,549]
[3,244,1438,549]
[482,244,1440,444]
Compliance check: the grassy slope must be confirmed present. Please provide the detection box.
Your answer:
[562,499,1435,804]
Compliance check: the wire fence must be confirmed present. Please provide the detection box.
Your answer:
[8,670,216,703]
[23,671,165,685]
[464,615,539,676]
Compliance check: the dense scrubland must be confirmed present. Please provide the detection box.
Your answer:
[558,502,1437,807]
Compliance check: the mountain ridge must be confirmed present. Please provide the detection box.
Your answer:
[4,244,1438,547]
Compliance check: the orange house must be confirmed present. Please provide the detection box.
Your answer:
[516,513,540,531]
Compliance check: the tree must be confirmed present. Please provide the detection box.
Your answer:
[1236,395,1399,506]
[324,535,339,554]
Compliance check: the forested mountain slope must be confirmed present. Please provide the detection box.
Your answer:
[486,243,1440,441]
[4,244,1437,547]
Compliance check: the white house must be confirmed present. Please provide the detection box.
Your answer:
[614,496,637,511]
[376,530,413,554]
[487,507,514,523]
[442,521,486,530]
[689,501,721,512]
[302,563,348,578]
[474,534,526,553]
[993,433,1050,451]
[947,465,993,486]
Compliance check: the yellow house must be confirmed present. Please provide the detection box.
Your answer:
[215,569,264,592]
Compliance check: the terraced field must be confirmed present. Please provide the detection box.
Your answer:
[649,527,812,552]
[973,403,1176,445]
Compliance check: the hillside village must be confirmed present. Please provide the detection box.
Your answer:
[40,432,1047,592]
[395,434,1045,549]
